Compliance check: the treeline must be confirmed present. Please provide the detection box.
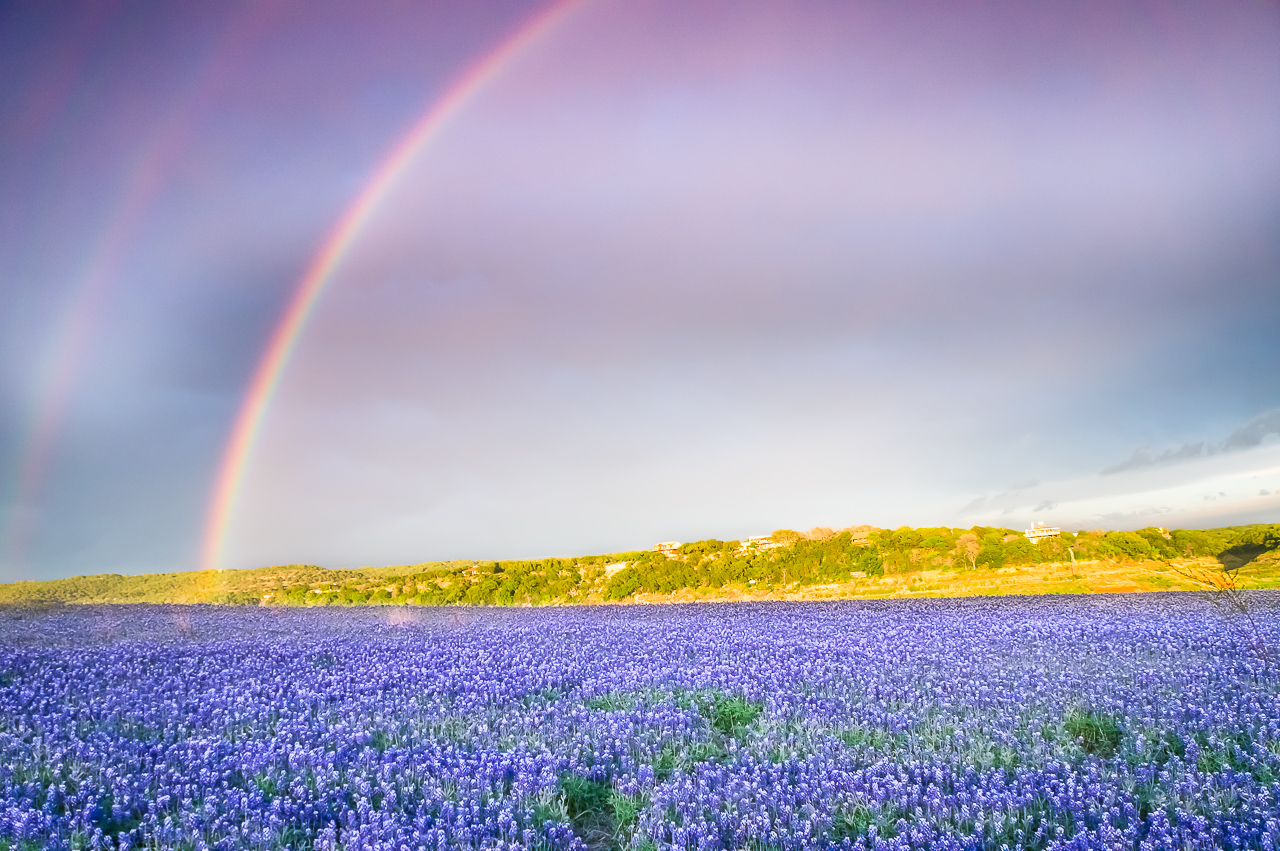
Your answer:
[601,524,1280,600]
[3,524,1276,608]
[0,562,456,606]
[253,523,1279,607]
[261,554,629,607]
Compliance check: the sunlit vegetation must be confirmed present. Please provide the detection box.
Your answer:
[1,526,1277,608]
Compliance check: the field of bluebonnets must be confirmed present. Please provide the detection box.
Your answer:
[1,595,1279,851]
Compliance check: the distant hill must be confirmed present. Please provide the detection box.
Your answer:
[0,561,468,606]
[2,524,1277,607]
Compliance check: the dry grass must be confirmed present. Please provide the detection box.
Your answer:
[618,555,1280,605]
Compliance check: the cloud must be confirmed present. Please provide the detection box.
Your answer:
[1098,506,1172,524]
[1102,408,1280,475]
[961,480,1043,515]
[1224,408,1280,450]
[1033,500,1057,512]
[1101,442,1205,475]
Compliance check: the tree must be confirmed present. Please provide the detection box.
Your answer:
[1171,559,1270,661]
[1168,524,1279,661]
[856,547,884,577]
[1103,531,1156,560]
[1003,537,1036,565]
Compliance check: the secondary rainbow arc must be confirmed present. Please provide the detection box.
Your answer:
[198,0,583,573]
[2,5,277,574]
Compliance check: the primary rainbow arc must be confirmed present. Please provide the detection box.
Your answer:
[198,0,583,573]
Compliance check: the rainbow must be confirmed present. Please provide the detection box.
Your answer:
[198,0,583,573]
[3,4,276,573]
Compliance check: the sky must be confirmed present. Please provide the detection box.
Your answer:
[1,1,1278,582]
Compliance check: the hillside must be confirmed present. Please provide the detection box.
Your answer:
[1,523,1277,607]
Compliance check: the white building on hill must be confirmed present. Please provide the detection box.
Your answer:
[1025,522,1061,544]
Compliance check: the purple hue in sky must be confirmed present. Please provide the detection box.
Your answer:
[2,1,1279,580]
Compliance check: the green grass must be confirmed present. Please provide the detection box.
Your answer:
[1063,709,1123,758]
[836,724,893,752]
[559,775,644,851]
[586,687,763,739]
[699,691,763,738]
[830,802,909,841]
[585,691,641,712]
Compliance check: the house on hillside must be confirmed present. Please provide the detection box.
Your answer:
[740,535,781,552]
[1025,522,1061,544]
[652,541,682,557]
[847,525,879,546]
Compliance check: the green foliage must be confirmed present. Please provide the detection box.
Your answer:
[857,546,884,577]
[699,692,763,738]
[605,568,641,601]
[1134,527,1176,558]
[831,802,908,841]
[976,543,1006,570]
[679,539,734,558]
[1063,709,1123,757]
[830,803,876,841]
[214,591,262,606]
[585,691,640,712]
[1002,536,1037,565]
[1172,528,1234,557]
[0,841,50,851]
[609,790,645,835]
[1103,531,1157,560]
[836,724,892,752]
[559,775,639,851]
[561,774,611,823]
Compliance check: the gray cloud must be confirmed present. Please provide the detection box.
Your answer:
[1098,507,1172,523]
[1102,443,1205,475]
[961,480,1047,516]
[1224,408,1280,450]
[1102,408,1280,475]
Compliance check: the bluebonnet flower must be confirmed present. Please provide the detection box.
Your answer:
[0,596,1276,849]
